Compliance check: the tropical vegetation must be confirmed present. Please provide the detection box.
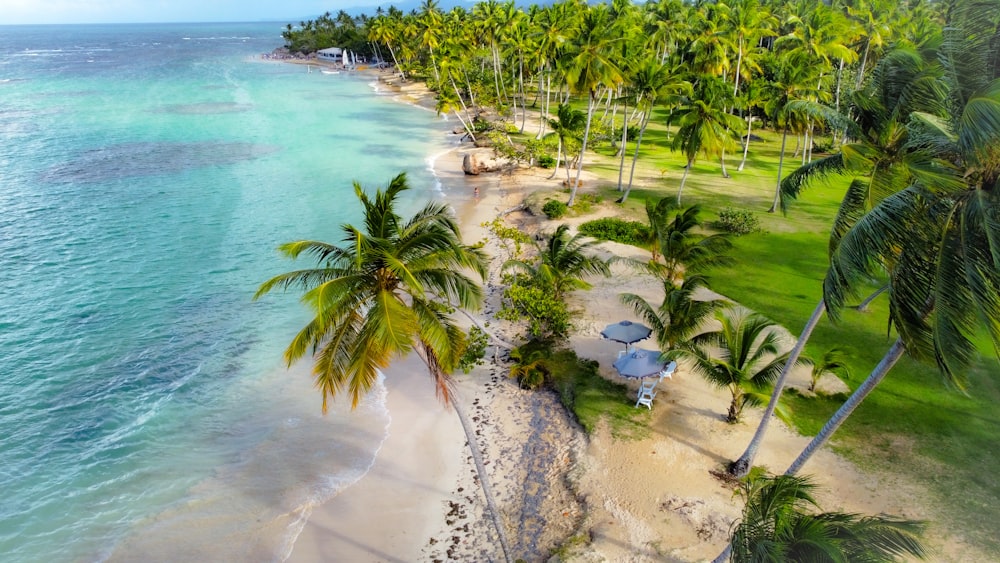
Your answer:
[269,0,1000,557]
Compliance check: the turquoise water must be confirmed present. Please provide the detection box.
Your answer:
[0,22,456,561]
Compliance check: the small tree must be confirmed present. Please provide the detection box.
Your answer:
[671,308,794,423]
[802,347,851,392]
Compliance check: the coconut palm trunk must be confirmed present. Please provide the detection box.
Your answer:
[853,283,888,312]
[737,115,752,171]
[785,338,906,475]
[620,110,650,204]
[569,92,596,206]
[729,300,826,477]
[676,159,693,206]
[768,126,791,212]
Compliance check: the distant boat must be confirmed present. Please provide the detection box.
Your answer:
[321,69,340,75]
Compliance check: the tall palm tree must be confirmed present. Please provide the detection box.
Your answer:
[253,173,512,562]
[619,57,691,204]
[762,51,826,212]
[621,274,727,352]
[671,75,745,205]
[784,1,1000,475]
[727,474,926,562]
[502,224,611,301]
[671,308,794,424]
[728,45,949,477]
[565,3,623,206]
[546,103,586,181]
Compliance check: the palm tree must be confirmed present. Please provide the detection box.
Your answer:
[651,203,734,284]
[803,347,851,393]
[672,308,794,424]
[728,45,949,477]
[727,474,926,562]
[565,3,623,206]
[621,274,727,352]
[546,103,586,182]
[762,51,826,212]
[784,2,1000,475]
[502,224,611,302]
[671,75,745,205]
[253,173,512,562]
[619,57,691,204]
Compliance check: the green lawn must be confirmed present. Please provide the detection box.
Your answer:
[510,113,1000,554]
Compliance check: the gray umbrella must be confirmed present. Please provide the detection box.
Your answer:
[601,320,652,347]
[612,348,667,379]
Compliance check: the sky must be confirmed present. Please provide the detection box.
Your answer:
[0,0,386,25]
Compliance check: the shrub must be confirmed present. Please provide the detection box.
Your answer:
[717,207,764,236]
[579,218,651,245]
[542,199,568,219]
[537,154,556,168]
[458,326,489,374]
[496,283,571,338]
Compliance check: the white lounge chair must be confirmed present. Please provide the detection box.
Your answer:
[635,379,658,409]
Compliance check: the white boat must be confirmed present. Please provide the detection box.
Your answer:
[321,69,340,75]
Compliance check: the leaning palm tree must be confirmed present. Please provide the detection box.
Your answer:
[621,274,727,352]
[728,45,949,477]
[727,474,926,562]
[254,173,512,563]
[671,75,745,205]
[783,1,1000,476]
[671,308,793,424]
[502,223,611,301]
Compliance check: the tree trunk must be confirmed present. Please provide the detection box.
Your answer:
[676,159,692,206]
[449,76,477,142]
[785,338,906,476]
[616,97,629,191]
[834,57,845,110]
[451,392,514,563]
[733,40,744,97]
[737,115,752,171]
[768,127,790,213]
[570,92,596,206]
[536,67,547,139]
[853,283,889,312]
[728,300,826,477]
[620,110,650,204]
[548,136,562,180]
[855,39,871,89]
[413,343,513,563]
[720,146,730,178]
[518,56,526,132]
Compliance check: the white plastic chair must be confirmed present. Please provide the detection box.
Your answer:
[617,349,627,359]
[635,379,658,409]
[658,361,677,382]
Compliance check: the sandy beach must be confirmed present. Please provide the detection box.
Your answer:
[285,71,987,562]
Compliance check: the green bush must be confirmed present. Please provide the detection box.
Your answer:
[542,199,568,219]
[537,154,556,168]
[579,217,651,245]
[496,283,570,338]
[717,207,764,236]
[458,326,489,373]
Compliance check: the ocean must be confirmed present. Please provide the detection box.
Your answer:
[0,22,457,561]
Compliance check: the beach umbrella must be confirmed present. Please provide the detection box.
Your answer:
[612,348,668,380]
[601,320,652,349]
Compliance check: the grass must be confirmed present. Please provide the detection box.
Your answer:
[507,110,1000,554]
[514,339,650,440]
